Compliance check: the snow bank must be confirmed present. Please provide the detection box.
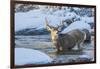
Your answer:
[15,9,46,31]
[15,9,63,31]
[15,48,53,65]
[61,21,91,33]
[81,16,94,23]
[15,8,79,31]
[60,12,78,20]
[15,7,94,32]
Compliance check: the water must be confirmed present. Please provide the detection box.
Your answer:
[15,35,95,64]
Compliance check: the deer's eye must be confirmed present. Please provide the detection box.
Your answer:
[57,32,59,34]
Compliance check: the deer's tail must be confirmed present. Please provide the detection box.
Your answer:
[82,29,91,43]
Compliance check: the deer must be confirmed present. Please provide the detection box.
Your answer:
[45,18,87,53]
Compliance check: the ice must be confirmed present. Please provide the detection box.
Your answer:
[15,48,53,65]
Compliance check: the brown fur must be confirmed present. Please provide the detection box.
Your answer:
[57,29,85,52]
[45,18,86,52]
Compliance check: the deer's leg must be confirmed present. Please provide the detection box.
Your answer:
[78,41,84,51]
[72,44,78,50]
[56,43,61,52]
[57,47,60,53]
[78,43,81,50]
[54,42,60,53]
[80,42,85,49]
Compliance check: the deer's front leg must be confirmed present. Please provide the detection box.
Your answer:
[53,39,63,53]
[57,42,63,53]
[56,43,61,52]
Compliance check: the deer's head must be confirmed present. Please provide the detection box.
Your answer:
[45,18,64,42]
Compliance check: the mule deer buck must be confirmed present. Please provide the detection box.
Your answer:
[45,18,87,53]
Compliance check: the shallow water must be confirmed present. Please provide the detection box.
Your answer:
[15,35,95,64]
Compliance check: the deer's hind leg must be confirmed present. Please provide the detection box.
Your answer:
[77,39,85,51]
[77,42,83,51]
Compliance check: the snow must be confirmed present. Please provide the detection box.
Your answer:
[53,10,66,16]
[81,16,94,23]
[73,7,81,10]
[15,9,46,31]
[15,48,53,65]
[15,6,94,32]
[60,12,78,21]
[15,7,80,31]
[61,20,91,33]
[79,55,92,59]
[15,9,63,31]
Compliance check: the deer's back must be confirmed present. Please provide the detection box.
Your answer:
[67,29,85,42]
[58,29,85,50]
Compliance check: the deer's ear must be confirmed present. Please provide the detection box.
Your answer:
[57,21,65,32]
[46,25,52,31]
[58,27,62,32]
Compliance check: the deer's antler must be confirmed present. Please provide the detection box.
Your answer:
[57,20,65,31]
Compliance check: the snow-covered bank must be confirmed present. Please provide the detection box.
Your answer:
[15,48,53,65]
[61,20,91,33]
[15,5,94,32]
